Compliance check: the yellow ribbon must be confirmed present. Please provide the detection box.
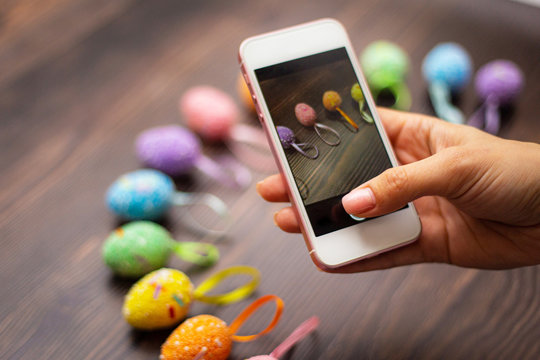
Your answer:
[193,265,260,305]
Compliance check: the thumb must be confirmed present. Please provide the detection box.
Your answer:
[342,149,465,217]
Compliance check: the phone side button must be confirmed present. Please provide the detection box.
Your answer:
[257,112,264,123]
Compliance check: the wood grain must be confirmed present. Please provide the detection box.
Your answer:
[1,0,539,359]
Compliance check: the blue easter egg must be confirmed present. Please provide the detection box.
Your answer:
[422,43,472,91]
[106,169,175,220]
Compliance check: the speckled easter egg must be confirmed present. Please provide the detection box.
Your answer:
[475,60,524,104]
[322,91,342,111]
[276,126,295,149]
[161,314,232,360]
[123,268,194,330]
[136,125,201,176]
[106,169,174,220]
[102,221,172,278]
[351,83,365,103]
[237,73,256,112]
[180,86,239,141]
[422,42,472,92]
[294,103,317,126]
[361,41,409,90]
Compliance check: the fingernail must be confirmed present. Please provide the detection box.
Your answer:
[342,187,376,214]
[273,211,279,226]
[255,181,264,195]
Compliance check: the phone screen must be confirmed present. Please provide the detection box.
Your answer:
[256,47,399,236]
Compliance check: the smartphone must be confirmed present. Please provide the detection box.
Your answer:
[239,19,421,270]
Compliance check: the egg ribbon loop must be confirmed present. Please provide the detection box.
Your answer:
[195,154,252,189]
[193,265,261,305]
[268,316,319,359]
[467,95,500,135]
[314,123,341,146]
[428,81,464,124]
[357,102,374,124]
[168,241,220,267]
[291,142,319,159]
[334,107,359,132]
[228,124,276,173]
[171,191,231,236]
[229,294,285,343]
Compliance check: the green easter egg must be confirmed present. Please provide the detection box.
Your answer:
[351,83,365,103]
[360,41,409,90]
[102,221,172,277]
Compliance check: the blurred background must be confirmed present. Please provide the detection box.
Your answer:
[1,0,539,359]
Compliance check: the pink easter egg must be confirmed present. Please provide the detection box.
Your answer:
[180,86,239,141]
[247,356,276,360]
[294,103,317,126]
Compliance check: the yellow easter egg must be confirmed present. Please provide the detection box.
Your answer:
[161,315,232,360]
[122,268,194,330]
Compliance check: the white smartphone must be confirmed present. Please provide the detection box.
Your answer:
[239,19,421,270]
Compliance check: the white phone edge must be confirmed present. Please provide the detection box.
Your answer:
[239,18,421,270]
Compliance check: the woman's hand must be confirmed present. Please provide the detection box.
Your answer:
[256,108,540,273]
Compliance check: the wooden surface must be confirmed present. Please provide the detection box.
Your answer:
[1,0,539,359]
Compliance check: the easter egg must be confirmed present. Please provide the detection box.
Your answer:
[180,86,239,142]
[102,221,172,278]
[474,60,524,104]
[136,125,202,176]
[361,41,409,91]
[294,103,317,126]
[351,83,365,103]
[161,315,232,360]
[422,42,472,92]
[322,91,342,111]
[247,356,275,360]
[123,268,194,330]
[106,169,174,220]
[276,126,295,149]
[237,73,256,112]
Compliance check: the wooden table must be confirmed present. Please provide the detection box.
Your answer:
[1,0,539,359]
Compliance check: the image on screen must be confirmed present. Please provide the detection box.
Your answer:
[256,47,397,236]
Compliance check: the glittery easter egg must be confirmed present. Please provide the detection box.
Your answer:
[361,41,409,91]
[351,83,365,103]
[322,91,342,111]
[237,73,256,112]
[161,315,232,360]
[123,268,194,330]
[136,125,201,176]
[180,86,239,141]
[106,169,174,220]
[294,103,317,126]
[102,221,173,278]
[276,126,295,149]
[475,60,524,104]
[422,43,472,92]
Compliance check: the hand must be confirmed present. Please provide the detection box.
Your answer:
[256,108,540,273]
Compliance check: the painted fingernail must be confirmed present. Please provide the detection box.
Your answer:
[342,187,376,214]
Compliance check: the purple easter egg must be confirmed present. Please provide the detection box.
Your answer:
[475,60,524,104]
[277,126,295,149]
[295,103,317,126]
[135,125,201,176]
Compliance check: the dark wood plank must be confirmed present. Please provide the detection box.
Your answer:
[1,0,539,359]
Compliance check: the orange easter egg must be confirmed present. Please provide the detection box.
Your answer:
[322,90,342,111]
[161,315,232,360]
[237,73,256,112]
